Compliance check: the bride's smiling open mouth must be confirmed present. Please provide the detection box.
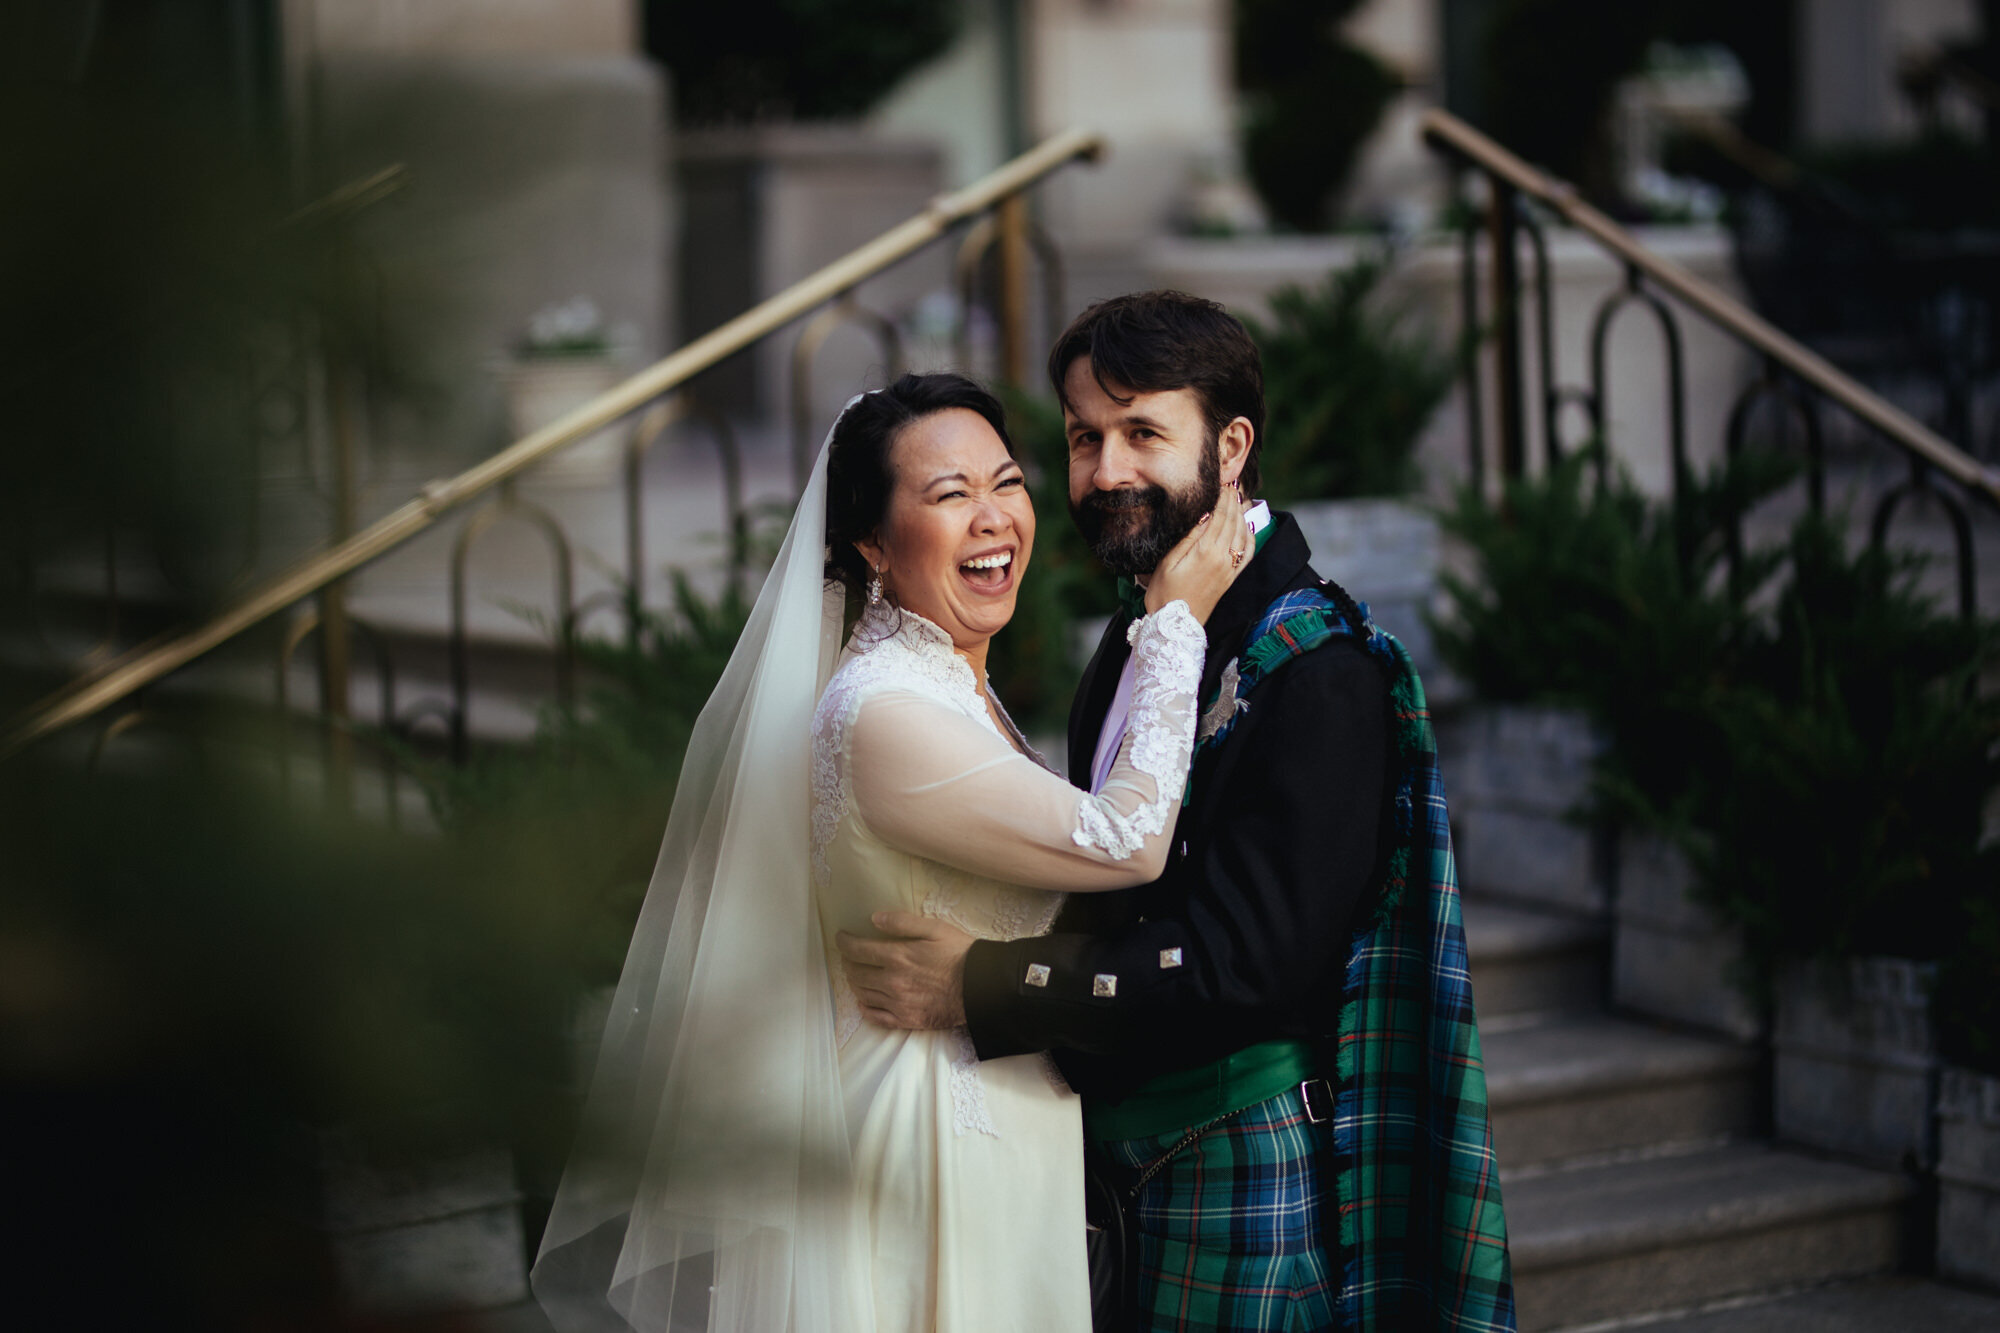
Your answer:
[958,545,1015,593]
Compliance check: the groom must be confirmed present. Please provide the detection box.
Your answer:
[839,291,1514,1331]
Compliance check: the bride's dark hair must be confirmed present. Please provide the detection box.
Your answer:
[823,372,1016,604]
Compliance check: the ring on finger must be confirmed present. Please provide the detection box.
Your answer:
[1229,547,1245,567]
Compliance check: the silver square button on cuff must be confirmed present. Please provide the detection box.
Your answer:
[1159,947,1184,969]
[1024,963,1051,987]
[1092,973,1118,998]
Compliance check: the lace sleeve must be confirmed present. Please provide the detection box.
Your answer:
[842,600,1207,892]
[1071,599,1206,859]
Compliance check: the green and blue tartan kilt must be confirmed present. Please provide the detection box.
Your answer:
[1099,1087,1340,1333]
[1195,588,1516,1333]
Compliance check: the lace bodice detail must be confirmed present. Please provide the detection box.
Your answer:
[812,599,1206,888]
[1071,605,1208,858]
[810,598,1206,1135]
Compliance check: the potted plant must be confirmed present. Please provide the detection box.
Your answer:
[499,296,629,483]
[649,0,959,422]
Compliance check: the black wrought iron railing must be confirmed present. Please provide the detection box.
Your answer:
[1424,108,2000,620]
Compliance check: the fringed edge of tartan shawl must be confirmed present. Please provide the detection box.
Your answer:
[1332,628,1424,1253]
[1276,603,1517,1333]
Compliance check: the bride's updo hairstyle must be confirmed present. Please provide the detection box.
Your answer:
[824,371,1016,606]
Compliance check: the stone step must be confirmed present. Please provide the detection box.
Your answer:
[1485,1013,1759,1172]
[1462,894,1608,1018]
[1584,1275,2000,1333]
[1504,1142,1911,1331]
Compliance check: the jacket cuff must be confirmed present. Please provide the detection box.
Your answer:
[963,932,1126,1061]
[963,937,1042,1061]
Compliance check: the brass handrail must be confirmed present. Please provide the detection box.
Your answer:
[1420,108,2000,511]
[4,127,1106,758]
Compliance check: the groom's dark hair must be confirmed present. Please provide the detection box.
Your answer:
[1048,290,1265,493]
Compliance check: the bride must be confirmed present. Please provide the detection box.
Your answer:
[533,373,1249,1333]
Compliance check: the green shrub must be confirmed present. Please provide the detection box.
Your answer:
[1477,0,1658,198]
[1234,0,1400,231]
[1433,447,1788,816]
[1691,518,2000,969]
[1432,451,2000,995]
[1244,258,1456,504]
[646,0,961,124]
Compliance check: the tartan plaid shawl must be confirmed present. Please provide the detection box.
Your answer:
[1200,587,1517,1333]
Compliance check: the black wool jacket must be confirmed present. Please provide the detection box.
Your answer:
[962,513,1392,1104]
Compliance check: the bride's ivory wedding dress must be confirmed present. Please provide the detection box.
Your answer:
[812,597,1205,1332]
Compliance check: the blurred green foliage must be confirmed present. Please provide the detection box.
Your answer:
[2,754,575,1144]
[646,0,961,123]
[1433,451,2000,1035]
[0,88,395,665]
[412,576,755,987]
[0,41,590,1320]
[1244,258,1456,504]
[0,743,581,1325]
[1234,0,1400,231]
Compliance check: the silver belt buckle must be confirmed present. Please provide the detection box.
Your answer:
[1300,1077,1333,1125]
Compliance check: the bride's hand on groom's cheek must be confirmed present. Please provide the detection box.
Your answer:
[1145,481,1252,621]
[837,911,974,1030]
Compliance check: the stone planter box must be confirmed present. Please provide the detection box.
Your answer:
[1288,498,1444,690]
[1938,1064,2000,1289]
[501,353,629,485]
[1611,830,1761,1040]
[321,1138,529,1315]
[1433,703,1609,917]
[1774,956,1938,1169]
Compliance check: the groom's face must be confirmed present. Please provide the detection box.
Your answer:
[1061,356,1221,577]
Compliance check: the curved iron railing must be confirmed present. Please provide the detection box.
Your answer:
[5,128,1105,765]
[1424,108,2000,618]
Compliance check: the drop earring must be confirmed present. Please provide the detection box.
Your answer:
[867,567,884,606]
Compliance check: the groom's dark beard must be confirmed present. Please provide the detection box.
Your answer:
[1070,437,1222,577]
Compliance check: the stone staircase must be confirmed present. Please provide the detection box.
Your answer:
[1463,892,1998,1330]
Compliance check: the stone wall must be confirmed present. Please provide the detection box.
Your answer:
[311,50,671,467]
[294,0,638,58]
[675,126,948,446]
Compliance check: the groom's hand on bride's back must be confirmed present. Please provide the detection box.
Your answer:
[837,912,974,1030]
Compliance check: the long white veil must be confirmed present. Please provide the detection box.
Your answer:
[533,414,868,1333]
